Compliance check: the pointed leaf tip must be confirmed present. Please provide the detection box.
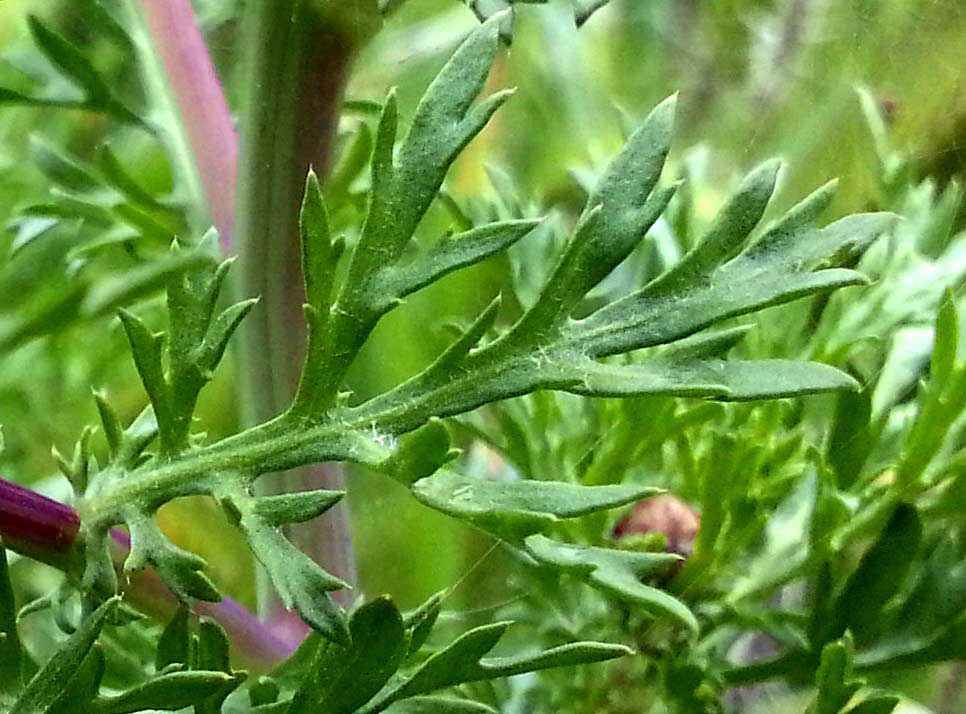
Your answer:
[750,157,782,189]
[651,92,678,122]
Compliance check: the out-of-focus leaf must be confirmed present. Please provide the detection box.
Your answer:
[383,697,498,714]
[26,15,143,125]
[524,534,696,633]
[856,534,966,669]
[841,697,901,714]
[826,504,922,644]
[30,139,101,193]
[81,250,214,317]
[361,620,629,712]
[0,545,23,700]
[11,597,118,714]
[828,389,874,490]
[809,636,862,714]
[0,282,85,354]
[7,216,60,256]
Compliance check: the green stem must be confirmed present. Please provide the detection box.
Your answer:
[234,1,377,612]
[116,0,212,238]
[135,0,238,250]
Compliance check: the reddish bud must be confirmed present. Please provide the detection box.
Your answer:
[612,494,700,558]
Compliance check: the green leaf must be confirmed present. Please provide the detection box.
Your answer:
[363,621,629,711]
[11,597,117,714]
[524,534,697,633]
[827,504,922,644]
[828,389,874,490]
[239,514,350,645]
[363,160,889,439]
[391,14,505,247]
[403,592,444,657]
[117,310,172,443]
[55,426,94,495]
[194,619,244,714]
[383,697,497,714]
[511,95,676,334]
[855,535,966,669]
[402,295,502,388]
[876,612,966,666]
[123,514,221,602]
[651,159,779,295]
[574,1,611,26]
[809,635,862,714]
[300,170,339,312]
[0,546,23,699]
[248,676,281,707]
[114,406,159,469]
[382,219,540,303]
[0,87,39,106]
[0,282,85,354]
[26,15,142,125]
[82,251,215,317]
[196,618,232,673]
[841,697,900,714]
[320,15,509,403]
[563,355,859,401]
[411,470,663,541]
[93,390,124,459]
[288,597,407,714]
[576,211,889,360]
[464,639,633,679]
[91,671,233,714]
[95,144,169,212]
[155,607,190,671]
[930,290,958,391]
[327,121,373,201]
[45,646,104,714]
[383,419,458,485]
[199,298,260,374]
[252,489,346,527]
[30,139,101,193]
[291,170,345,414]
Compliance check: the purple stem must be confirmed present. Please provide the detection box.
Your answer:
[0,478,299,670]
[0,478,79,568]
[138,0,238,253]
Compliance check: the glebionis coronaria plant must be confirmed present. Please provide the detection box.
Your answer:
[3,2,961,714]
